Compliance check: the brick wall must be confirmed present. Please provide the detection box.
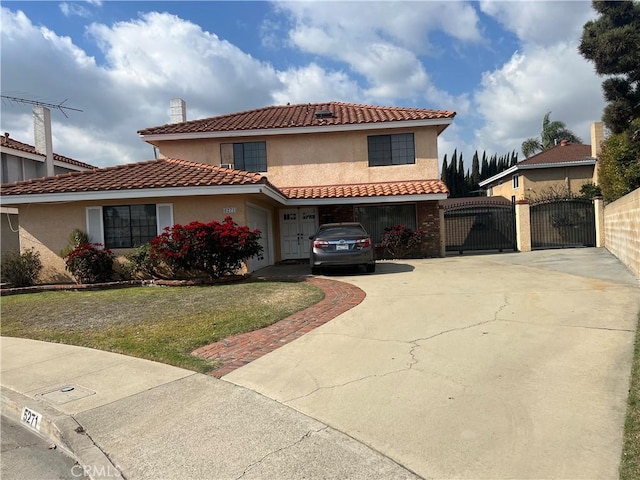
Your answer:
[604,188,640,278]
[416,201,442,257]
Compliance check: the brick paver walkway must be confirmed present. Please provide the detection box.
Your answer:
[192,277,366,378]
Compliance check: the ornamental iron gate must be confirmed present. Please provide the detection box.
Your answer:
[530,198,596,249]
[444,201,516,254]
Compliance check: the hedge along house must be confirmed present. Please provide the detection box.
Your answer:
[1,102,452,283]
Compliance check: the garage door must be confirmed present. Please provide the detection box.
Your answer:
[246,206,271,272]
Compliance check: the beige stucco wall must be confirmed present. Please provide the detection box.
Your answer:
[154,126,440,187]
[16,194,279,283]
[604,188,640,279]
[488,165,595,200]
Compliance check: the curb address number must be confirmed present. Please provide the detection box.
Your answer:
[21,406,42,431]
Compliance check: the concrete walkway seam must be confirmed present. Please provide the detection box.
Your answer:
[1,386,124,480]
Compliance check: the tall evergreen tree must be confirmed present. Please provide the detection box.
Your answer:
[449,150,458,197]
[480,151,489,181]
[471,151,480,186]
[579,0,640,200]
[457,154,465,196]
[440,155,448,183]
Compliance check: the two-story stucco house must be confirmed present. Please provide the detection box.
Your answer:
[1,132,95,254]
[479,122,603,202]
[0,102,453,282]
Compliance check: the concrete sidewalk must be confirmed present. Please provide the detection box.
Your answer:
[1,337,419,480]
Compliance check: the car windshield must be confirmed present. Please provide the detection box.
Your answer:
[317,226,367,237]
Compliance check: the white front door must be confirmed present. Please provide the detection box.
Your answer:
[246,205,271,272]
[280,208,318,260]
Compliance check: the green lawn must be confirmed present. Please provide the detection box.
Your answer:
[0,281,324,373]
[620,312,640,480]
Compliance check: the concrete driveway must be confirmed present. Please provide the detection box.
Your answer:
[226,249,640,479]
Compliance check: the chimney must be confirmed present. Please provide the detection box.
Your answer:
[590,122,604,158]
[170,98,186,123]
[33,106,55,177]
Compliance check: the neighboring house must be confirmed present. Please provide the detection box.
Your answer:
[479,123,603,202]
[1,133,95,254]
[0,102,453,282]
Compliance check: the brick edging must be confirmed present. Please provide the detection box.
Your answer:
[192,277,366,378]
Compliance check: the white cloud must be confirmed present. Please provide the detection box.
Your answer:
[273,63,363,105]
[59,0,102,18]
[473,41,604,157]
[479,0,596,46]
[279,1,482,105]
[0,8,284,167]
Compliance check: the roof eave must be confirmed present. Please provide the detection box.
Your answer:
[478,159,596,187]
[139,118,455,142]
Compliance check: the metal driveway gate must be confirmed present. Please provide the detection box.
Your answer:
[444,202,516,254]
[530,198,596,249]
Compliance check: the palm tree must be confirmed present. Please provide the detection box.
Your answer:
[521,112,583,158]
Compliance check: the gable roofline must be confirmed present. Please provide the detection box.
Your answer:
[478,142,595,187]
[1,134,95,170]
[138,101,456,141]
[478,159,596,187]
[140,117,455,142]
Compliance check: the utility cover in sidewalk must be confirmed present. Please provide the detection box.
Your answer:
[37,385,95,405]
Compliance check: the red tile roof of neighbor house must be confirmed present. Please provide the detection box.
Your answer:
[1,133,95,170]
[519,142,593,166]
[281,180,449,199]
[137,102,456,136]
[0,158,269,196]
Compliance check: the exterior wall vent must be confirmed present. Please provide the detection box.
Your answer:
[220,163,234,169]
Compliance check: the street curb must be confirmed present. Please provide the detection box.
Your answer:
[1,386,124,480]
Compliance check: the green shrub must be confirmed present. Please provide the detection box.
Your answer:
[1,248,43,287]
[59,228,89,258]
[579,182,602,199]
[125,243,165,279]
[381,224,426,259]
[65,243,115,284]
[150,216,263,279]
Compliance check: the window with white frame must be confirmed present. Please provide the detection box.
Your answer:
[86,204,173,249]
[367,133,415,166]
[512,174,519,189]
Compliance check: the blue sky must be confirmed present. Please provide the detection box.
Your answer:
[1,1,605,170]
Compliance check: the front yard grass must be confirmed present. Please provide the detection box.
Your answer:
[620,312,640,480]
[0,281,324,373]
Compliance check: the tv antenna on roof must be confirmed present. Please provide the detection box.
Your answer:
[1,95,82,118]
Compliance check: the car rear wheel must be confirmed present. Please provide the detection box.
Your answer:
[366,263,376,273]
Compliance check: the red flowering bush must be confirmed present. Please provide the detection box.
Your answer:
[380,224,426,259]
[65,243,115,284]
[150,216,263,279]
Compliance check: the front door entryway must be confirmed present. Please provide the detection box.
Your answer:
[280,207,318,260]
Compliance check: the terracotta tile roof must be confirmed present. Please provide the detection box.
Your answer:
[519,143,593,166]
[281,180,449,199]
[138,102,456,136]
[1,134,95,169]
[0,158,268,196]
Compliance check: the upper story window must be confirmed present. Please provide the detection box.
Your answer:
[367,133,415,167]
[512,174,519,189]
[221,141,267,172]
